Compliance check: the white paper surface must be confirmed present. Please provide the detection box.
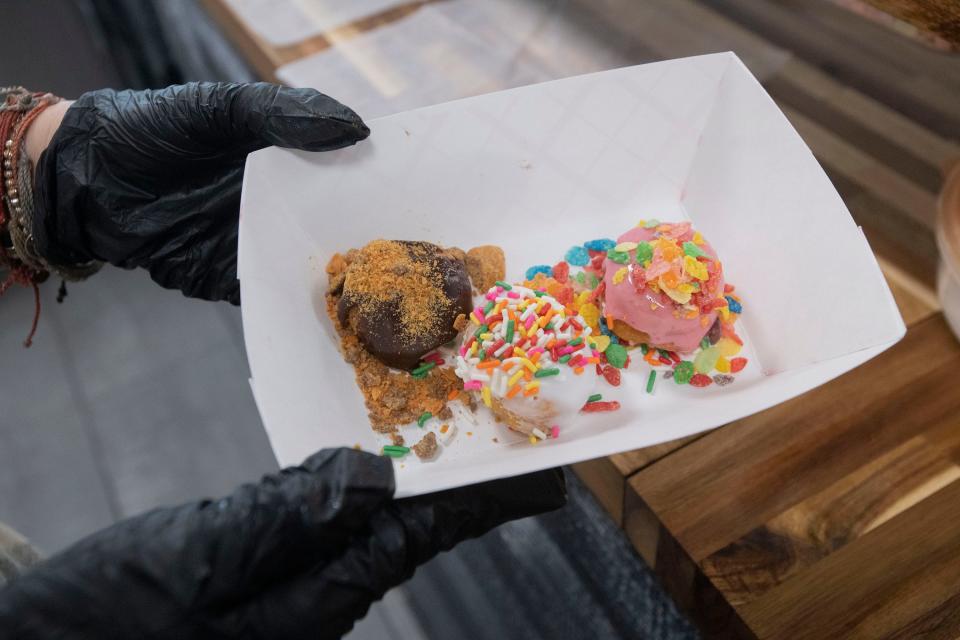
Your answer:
[240,53,905,496]
[223,0,406,46]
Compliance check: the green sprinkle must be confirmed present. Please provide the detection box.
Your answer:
[635,242,653,264]
[640,343,649,355]
[575,271,587,285]
[495,280,512,290]
[607,249,630,264]
[412,371,428,379]
[534,290,547,297]
[559,354,572,364]
[587,393,603,403]
[658,349,672,360]
[568,337,583,347]
[605,343,628,368]
[643,218,661,228]
[673,361,695,385]
[505,319,515,344]
[474,324,488,338]
[683,241,707,258]
[646,370,657,394]
[535,368,560,378]
[411,361,436,376]
[700,337,711,350]
[382,446,410,458]
[383,445,410,453]
[417,412,432,428]
[483,300,495,314]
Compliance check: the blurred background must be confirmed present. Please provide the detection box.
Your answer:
[0,1,957,638]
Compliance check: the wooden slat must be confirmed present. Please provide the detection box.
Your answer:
[831,0,960,51]
[201,0,447,82]
[774,58,960,172]
[781,105,939,230]
[627,313,960,637]
[630,314,960,562]
[707,0,960,139]
[739,477,960,640]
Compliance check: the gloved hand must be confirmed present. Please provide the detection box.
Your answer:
[33,82,370,303]
[0,448,565,639]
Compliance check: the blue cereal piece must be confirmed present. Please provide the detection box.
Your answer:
[725,296,743,314]
[583,238,616,252]
[564,245,590,266]
[525,264,553,280]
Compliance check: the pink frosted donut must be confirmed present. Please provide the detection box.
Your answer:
[602,222,725,353]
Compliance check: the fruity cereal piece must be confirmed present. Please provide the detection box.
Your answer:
[673,361,695,385]
[689,373,713,387]
[601,365,621,386]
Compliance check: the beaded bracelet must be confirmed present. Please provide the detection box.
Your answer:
[0,86,101,346]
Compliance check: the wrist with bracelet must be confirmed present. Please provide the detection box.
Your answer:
[0,86,101,346]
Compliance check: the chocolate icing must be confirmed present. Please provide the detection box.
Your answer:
[337,241,471,370]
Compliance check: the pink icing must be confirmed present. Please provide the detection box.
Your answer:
[602,226,724,352]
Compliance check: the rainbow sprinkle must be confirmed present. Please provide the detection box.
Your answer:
[454,283,601,402]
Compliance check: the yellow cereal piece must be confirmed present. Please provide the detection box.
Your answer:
[663,285,691,304]
[637,219,646,227]
[615,241,638,252]
[717,337,742,357]
[592,335,611,353]
[613,267,628,285]
[718,306,730,321]
[579,302,601,329]
[693,231,704,245]
[684,255,708,281]
[677,283,695,294]
[715,356,731,373]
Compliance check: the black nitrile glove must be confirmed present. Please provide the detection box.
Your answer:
[33,82,370,304]
[0,449,566,639]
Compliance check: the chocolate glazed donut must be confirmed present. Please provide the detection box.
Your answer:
[337,241,472,370]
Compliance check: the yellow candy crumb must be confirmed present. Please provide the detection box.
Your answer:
[613,267,628,285]
[718,306,730,321]
[684,255,708,281]
[716,357,731,373]
[529,436,538,444]
[615,241,638,252]
[717,337,742,357]
[678,283,695,294]
[693,231,704,245]
[592,335,611,353]
[579,302,601,329]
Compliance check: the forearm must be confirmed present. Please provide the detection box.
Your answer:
[24,99,71,169]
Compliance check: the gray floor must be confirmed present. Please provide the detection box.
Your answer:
[0,268,276,553]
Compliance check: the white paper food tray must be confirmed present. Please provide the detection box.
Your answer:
[239,53,905,496]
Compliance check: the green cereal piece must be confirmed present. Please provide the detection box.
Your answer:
[605,343,628,369]
[683,241,707,258]
[606,249,630,264]
[673,361,695,385]
[635,242,653,264]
